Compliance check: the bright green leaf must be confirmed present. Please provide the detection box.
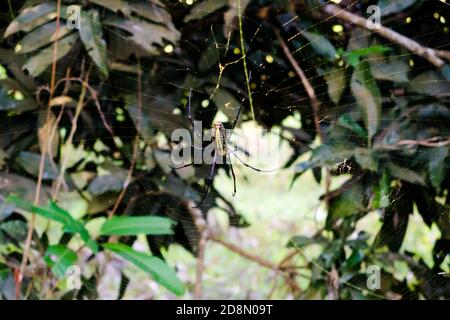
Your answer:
[103,243,185,296]
[44,245,77,278]
[100,216,175,236]
[6,195,98,253]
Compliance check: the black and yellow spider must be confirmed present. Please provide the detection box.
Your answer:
[170,89,276,207]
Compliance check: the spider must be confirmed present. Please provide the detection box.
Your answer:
[170,89,276,207]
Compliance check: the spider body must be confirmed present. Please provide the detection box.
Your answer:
[213,121,227,157]
[171,89,276,207]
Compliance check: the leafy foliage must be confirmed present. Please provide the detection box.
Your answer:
[0,0,449,299]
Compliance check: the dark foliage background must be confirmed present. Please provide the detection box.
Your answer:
[0,0,449,299]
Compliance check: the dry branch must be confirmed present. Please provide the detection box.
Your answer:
[274,27,331,208]
[18,0,62,294]
[322,4,450,68]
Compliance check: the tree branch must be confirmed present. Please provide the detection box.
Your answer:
[322,4,450,68]
[274,27,331,208]
[19,0,62,296]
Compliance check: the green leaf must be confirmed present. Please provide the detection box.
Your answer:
[408,70,450,98]
[4,2,58,38]
[428,146,448,190]
[0,88,17,111]
[6,195,98,253]
[370,58,409,83]
[345,45,391,67]
[100,216,175,236]
[79,10,109,78]
[373,197,412,252]
[302,31,337,61]
[87,192,117,214]
[22,33,79,77]
[337,114,367,138]
[325,67,346,104]
[351,61,381,144]
[387,162,426,186]
[378,0,418,16]
[15,151,59,180]
[104,17,180,55]
[442,64,450,81]
[128,1,172,25]
[89,0,131,14]
[0,220,28,242]
[198,45,219,73]
[353,147,379,171]
[16,22,72,54]
[184,0,228,23]
[44,245,77,278]
[288,235,327,248]
[88,174,126,196]
[103,243,185,296]
[372,169,390,209]
[329,183,365,219]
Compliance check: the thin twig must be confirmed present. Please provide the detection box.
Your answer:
[108,59,142,218]
[53,76,114,137]
[237,0,256,121]
[52,71,89,198]
[211,236,281,271]
[46,68,72,194]
[18,0,62,296]
[274,28,323,142]
[322,3,450,68]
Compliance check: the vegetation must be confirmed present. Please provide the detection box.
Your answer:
[0,0,449,299]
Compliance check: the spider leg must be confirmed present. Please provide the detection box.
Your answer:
[229,149,279,172]
[186,88,205,147]
[193,151,218,208]
[228,154,237,196]
[230,103,244,134]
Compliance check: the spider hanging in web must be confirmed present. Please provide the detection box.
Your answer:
[170,89,277,207]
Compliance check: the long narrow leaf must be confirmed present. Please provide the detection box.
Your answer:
[100,216,175,236]
[103,243,185,296]
[7,195,98,252]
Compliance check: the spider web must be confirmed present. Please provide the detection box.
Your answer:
[1,0,450,300]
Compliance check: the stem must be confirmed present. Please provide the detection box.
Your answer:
[52,74,89,198]
[18,0,62,297]
[7,0,14,19]
[237,0,256,121]
[274,29,323,142]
